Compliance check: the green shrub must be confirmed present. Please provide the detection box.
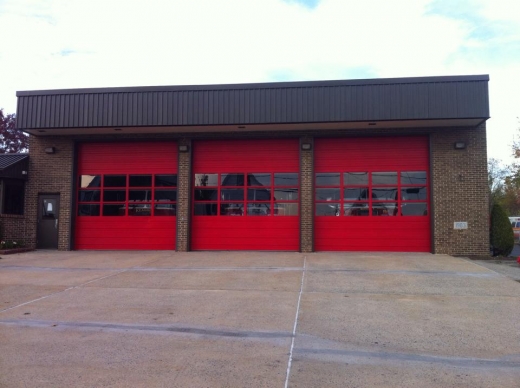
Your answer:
[490,203,514,256]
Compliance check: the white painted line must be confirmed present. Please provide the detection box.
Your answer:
[284,256,306,388]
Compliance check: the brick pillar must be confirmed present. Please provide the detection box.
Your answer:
[300,136,314,252]
[176,138,192,251]
[431,123,489,256]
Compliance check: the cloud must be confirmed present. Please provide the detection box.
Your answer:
[0,0,518,161]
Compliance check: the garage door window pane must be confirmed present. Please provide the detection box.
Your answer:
[155,175,177,187]
[194,174,218,187]
[104,190,126,202]
[129,175,152,187]
[248,173,271,186]
[247,203,270,216]
[221,189,244,201]
[221,173,244,186]
[248,188,271,201]
[78,190,100,202]
[274,173,298,186]
[128,205,151,216]
[275,203,298,216]
[401,203,428,216]
[344,172,368,185]
[103,204,125,216]
[129,190,151,202]
[316,203,340,216]
[372,203,398,216]
[372,172,397,185]
[401,187,427,201]
[344,203,369,216]
[104,175,126,187]
[220,203,244,216]
[401,171,427,185]
[316,188,340,201]
[316,173,340,186]
[372,188,398,200]
[194,203,217,215]
[274,188,298,201]
[195,189,218,201]
[78,204,100,216]
[344,188,368,200]
[155,190,177,202]
[155,204,176,216]
[80,175,101,188]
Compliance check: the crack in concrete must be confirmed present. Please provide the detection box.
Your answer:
[0,319,292,339]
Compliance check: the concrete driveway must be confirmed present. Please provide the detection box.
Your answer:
[0,251,519,388]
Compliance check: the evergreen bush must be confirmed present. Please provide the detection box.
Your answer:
[490,203,514,256]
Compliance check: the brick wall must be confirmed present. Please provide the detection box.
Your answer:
[176,139,191,251]
[25,136,74,250]
[431,123,489,256]
[0,214,28,245]
[300,136,314,253]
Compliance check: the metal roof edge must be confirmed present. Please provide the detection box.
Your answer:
[16,74,490,97]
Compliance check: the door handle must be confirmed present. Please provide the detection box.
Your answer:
[55,219,58,229]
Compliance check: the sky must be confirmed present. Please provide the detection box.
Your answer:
[0,0,519,163]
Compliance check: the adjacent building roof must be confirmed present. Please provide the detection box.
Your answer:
[0,154,29,180]
[16,75,490,135]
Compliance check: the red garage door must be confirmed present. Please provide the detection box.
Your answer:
[315,136,430,252]
[75,142,177,250]
[192,139,299,251]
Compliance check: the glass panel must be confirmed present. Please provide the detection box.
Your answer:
[194,189,218,201]
[247,203,271,216]
[103,204,126,216]
[104,190,126,202]
[316,203,340,216]
[194,203,218,216]
[247,188,271,201]
[274,203,298,216]
[372,172,397,185]
[3,181,24,215]
[220,203,244,216]
[194,174,218,187]
[274,188,298,201]
[80,175,101,188]
[248,173,271,186]
[401,203,428,216]
[78,190,100,202]
[401,171,427,185]
[154,204,176,216]
[129,175,152,187]
[221,173,244,186]
[221,189,244,201]
[316,173,340,186]
[372,203,398,216]
[42,199,57,219]
[401,187,427,201]
[274,173,298,186]
[344,172,368,185]
[78,204,100,216]
[372,188,398,200]
[128,204,151,216]
[129,190,152,202]
[316,188,340,201]
[155,175,177,187]
[104,175,126,187]
[344,202,369,216]
[155,190,177,202]
[344,187,368,200]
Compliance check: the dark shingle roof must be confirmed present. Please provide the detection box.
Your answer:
[0,154,29,170]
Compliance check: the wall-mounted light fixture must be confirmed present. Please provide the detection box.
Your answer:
[454,141,466,150]
[179,145,190,153]
[301,143,312,151]
[44,147,56,154]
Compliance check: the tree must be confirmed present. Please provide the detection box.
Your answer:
[490,203,514,256]
[0,109,28,153]
[488,158,508,211]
